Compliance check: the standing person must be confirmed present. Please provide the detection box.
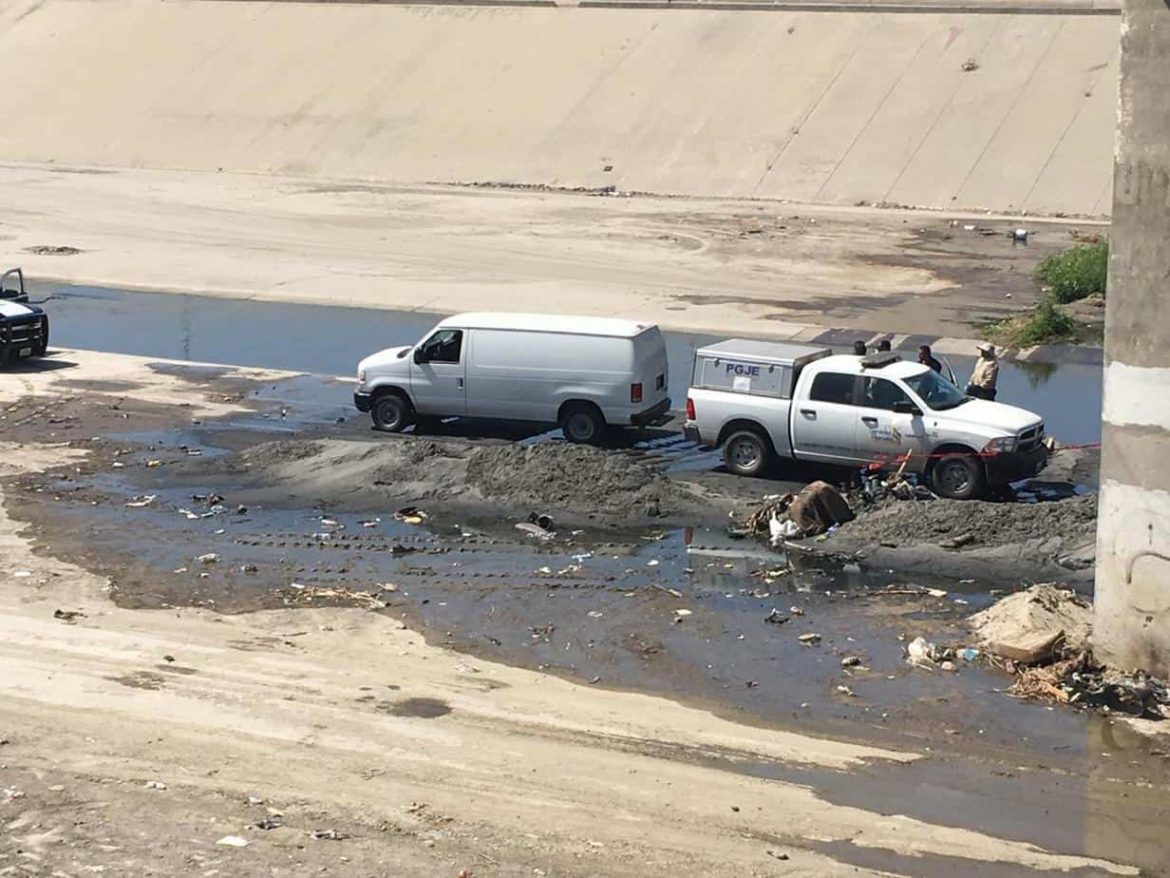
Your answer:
[917,344,942,373]
[876,339,892,352]
[852,340,867,356]
[966,343,1000,401]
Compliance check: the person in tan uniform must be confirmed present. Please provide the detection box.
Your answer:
[966,343,1000,401]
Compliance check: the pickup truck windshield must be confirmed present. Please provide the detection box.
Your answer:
[904,370,970,411]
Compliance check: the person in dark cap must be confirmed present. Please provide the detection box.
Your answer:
[852,340,867,356]
[917,344,942,374]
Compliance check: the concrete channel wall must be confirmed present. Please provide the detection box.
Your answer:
[0,0,1119,214]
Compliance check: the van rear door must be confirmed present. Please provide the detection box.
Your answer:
[633,327,669,408]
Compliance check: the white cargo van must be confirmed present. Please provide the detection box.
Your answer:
[353,313,670,443]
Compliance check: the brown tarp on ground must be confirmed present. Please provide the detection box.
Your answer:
[789,481,855,536]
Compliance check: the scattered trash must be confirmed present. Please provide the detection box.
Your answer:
[1011,228,1029,243]
[907,636,945,667]
[529,512,555,531]
[310,829,351,841]
[674,608,693,617]
[12,570,31,579]
[940,661,957,672]
[240,564,258,574]
[841,656,862,668]
[254,816,283,830]
[278,584,389,610]
[144,780,167,790]
[961,58,980,72]
[790,606,805,616]
[196,553,220,565]
[940,533,975,550]
[960,647,980,662]
[836,685,855,697]
[216,836,249,848]
[516,512,556,540]
[125,495,157,508]
[764,608,789,625]
[393,506,427,525]
[145,459,162,468]
[246,795,265,806]
[53,609,85,623]
[798,633,822,645]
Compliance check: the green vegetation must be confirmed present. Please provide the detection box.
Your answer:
[1036,240,1108,304]
[1014,301,1078,346]
[983,239,1107,347]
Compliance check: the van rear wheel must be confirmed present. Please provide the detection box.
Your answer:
[561,404,605,445]
[723,430,770,477]
[371,393,413,433]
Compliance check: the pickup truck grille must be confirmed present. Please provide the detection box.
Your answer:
[1018,423,1044,452]
[1,316,45,347]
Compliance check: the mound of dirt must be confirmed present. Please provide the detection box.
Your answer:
[840,493,1097,549]
[464,443,691,519]
[822,494,1098,582]
[970,584,1093,659]
[229,437,707,524]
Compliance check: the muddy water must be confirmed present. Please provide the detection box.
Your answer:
[40,282,1104,444]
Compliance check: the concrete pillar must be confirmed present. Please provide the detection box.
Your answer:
[1093,0,1170,676]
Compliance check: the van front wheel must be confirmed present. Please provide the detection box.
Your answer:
[561,404,605,445]
[723,430,770,477]
[371,393,414,433]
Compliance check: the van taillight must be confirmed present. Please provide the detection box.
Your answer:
[631,383,643,404]
[686,398,695,420]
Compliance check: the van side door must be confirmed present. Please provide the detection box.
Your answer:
[790,371,862,463]
[410,328,467,416]
[854,376,930,465]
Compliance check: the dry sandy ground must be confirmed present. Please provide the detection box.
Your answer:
[3,162,1106,343]
[0,350,1142,876]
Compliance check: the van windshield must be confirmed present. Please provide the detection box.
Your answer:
[904,369,970,410]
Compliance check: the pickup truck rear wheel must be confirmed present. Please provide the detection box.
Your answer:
[931,453,985,500]
[371,393,414,433]
[723,430,771,477]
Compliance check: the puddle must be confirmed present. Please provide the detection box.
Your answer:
[13,435,1103,760]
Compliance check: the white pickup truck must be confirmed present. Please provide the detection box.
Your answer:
[683,339,1047,500]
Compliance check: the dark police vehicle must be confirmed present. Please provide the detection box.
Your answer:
[0,268,49,365]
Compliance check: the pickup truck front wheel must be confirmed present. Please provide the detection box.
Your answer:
[723,430,771,477]
[931,453,985,500]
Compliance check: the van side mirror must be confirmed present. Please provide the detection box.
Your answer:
[397,348,410,359]
[413,348,425,364]
[892,401,922,416]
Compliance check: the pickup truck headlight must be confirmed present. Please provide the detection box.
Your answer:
[984,436,1017,454]
[357,369,366,385]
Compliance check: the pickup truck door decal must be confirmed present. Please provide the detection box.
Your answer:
[855,377,930,463]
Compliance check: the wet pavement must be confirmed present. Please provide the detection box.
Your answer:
[38,282,1104,445]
